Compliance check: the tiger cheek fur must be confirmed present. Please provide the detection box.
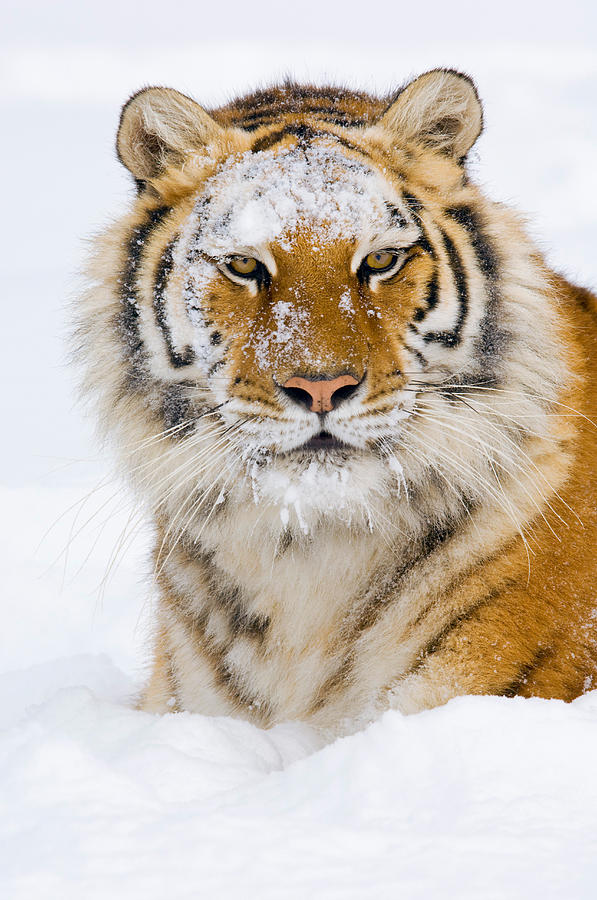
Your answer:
[75,69,597,736]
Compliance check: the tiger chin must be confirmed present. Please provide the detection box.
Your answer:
[76,68,597,737]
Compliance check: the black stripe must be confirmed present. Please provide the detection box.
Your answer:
[416,232,436,258]
[476,299,508,363]
[160,578,271,721]
[234,105,367,127]
[251,123,365,155]
[117,205,172,384]
[160,382,194,432]
[196,552,270,642]
[413,270,439,322]
[213,660,273,720]
[385,201,408,228]
[153,238,195,368]
[309,657,353,714]
[235,109,287,123]
[406,581,514,677]
[228,606,271,639]
[241,120,275,133]
[275,530,293,557]
[222,82,374,116]
[400,192,435,259]
[208,359,225,378]
[444,205,509,365]
[501,647,554,697]
[231,111,282,131]
[402,191,423,214]
[444,205,500,281]
[308,510,470,713]
[422,228,468,348]
[404,343,428,369]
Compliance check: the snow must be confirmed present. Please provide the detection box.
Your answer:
[338,289,355,316]
[255,461,362,534]
[179,143,417,371]
[2,1,597,897]
[187,143,407,256]
[249,296,315,372]
[4,662,597,899]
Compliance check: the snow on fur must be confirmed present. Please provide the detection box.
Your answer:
[175,142,414,373]
[186,143,401,255]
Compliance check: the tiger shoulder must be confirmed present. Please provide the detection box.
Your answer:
[76,69,597,734]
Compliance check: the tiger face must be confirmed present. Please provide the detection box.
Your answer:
[83,70,567,546]
[167,140,426,523]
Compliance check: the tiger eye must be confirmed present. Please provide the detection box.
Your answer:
[365,250,396,271]
[229,256,258,275]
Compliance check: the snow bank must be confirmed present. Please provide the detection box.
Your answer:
[2,655,597,899]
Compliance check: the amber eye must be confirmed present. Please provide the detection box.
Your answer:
[228,256,258,276]
[364,250,397,272]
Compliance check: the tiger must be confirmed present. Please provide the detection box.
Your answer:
[76,68,597,736]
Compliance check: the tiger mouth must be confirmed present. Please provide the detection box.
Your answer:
[300,431,349,452]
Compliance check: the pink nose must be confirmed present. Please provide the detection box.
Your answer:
[282,375,359,414]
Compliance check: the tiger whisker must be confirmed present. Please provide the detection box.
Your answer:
[398,408,537,560]
[123,402,230,457]
[427,395,583,528]
[398,377,582,528]
[96,504,148,605]
[410,407,568,539]
[126,418,237,480]
[409,406,555,538]
[152,420,249,573]
[132,420,244,501]
[410,382,597,428]
[155,453,242,579]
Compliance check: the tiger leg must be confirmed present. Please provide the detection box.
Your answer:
[138,624,179,713]
[388,587,590,714]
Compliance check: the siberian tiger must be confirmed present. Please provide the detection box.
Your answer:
[77,69,597,735]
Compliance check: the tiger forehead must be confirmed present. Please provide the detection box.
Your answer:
[184,139,417,260]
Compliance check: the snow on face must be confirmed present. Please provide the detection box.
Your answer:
[187,141,395,257]
[249,453,388,535]
[173,141,405,374]
[252,298,311,371]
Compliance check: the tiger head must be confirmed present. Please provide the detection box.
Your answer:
[80,70,568,543]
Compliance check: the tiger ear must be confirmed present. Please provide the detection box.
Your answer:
[116,87,225,180]
[377,69,483,160]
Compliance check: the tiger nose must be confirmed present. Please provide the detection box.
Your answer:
[281,374,360,414]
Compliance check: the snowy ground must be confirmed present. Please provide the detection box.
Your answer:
[2,2,597,897]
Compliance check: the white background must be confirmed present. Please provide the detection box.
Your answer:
[1,2,597,897]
